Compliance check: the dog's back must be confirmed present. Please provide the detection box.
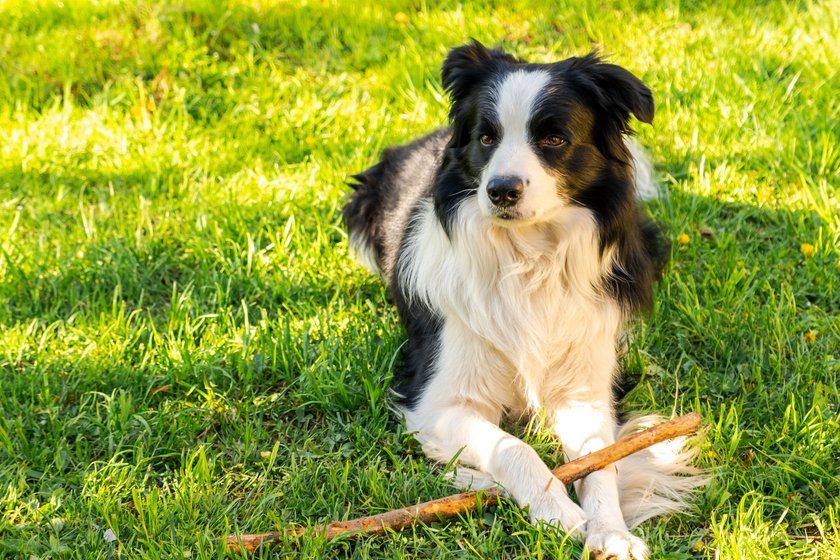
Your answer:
[343,128,450,282]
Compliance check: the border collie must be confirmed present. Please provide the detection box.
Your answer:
[343,41,703,560]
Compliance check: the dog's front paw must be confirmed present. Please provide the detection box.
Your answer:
[527,484,588,538]
[584,528,648,560]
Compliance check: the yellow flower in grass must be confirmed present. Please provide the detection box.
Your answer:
[394,12,409,24]
[803,330,817,343]
[800,243,815,257]
[677,233,690,245]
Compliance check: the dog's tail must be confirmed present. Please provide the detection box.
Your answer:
[616,415,708,527]
[626,138,659,201]
[343,162,388,275]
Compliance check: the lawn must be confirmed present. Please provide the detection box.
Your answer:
[0,0,838,558]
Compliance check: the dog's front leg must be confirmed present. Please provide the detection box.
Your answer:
[402,319,587,536]
[406,400,587,535]
[553,401,648,560]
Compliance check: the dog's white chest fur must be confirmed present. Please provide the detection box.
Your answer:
[399,198,622,411]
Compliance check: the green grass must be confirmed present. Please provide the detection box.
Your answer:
[0,0,838,558]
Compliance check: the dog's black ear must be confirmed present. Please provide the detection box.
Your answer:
[441,40,521,147]
[442,40,495,103]
[564,54,654,161]
[568,53,653,126]
[587,60,654,125]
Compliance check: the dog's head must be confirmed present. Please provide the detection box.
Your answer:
[439,40,653,227]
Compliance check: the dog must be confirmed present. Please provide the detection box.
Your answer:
[343,40,703,559]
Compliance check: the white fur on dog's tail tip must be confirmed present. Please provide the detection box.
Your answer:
[616,415,708,528]
[348,230,381,275]
[626,138,659,201]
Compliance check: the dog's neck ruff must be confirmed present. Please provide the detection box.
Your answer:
[399,198,621,409]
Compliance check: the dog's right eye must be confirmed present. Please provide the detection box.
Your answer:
[542,135,566,147]
[479,134,494,146]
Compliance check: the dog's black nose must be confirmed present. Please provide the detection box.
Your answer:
[487,176,524,207]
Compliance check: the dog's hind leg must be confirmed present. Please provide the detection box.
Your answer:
[553,399,648,560]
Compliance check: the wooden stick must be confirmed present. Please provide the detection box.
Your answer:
[225,412,701,553]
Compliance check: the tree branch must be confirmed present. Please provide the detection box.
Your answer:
[225,412,702,552]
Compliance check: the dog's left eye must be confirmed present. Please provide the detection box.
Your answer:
[542,135,565,147]
[479,134,495,146]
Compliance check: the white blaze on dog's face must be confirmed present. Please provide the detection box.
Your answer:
[441,41,656,232]
[476,70,564,224]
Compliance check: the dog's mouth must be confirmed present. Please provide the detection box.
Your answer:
[489,207,536,224]
[495,209,518,220]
